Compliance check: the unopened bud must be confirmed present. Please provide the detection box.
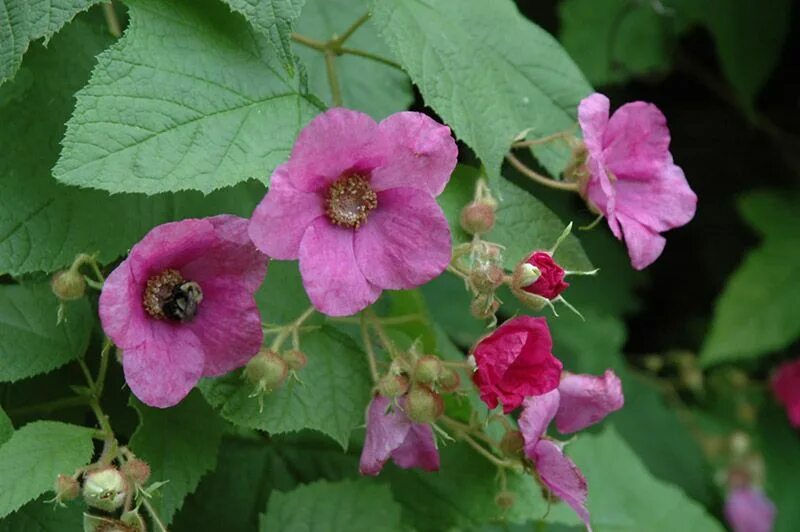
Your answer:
[469,264,505,292]
[512,262,541,289]
[121,459,151,486]
[499,430,525,457]
[405,385,444,424]
[378,374,410,398]
[414,356,443,385]
[282,349,308,371]
[460,201,495,235]
[244,349,288,392]
[51,270,86,301]
[82,467,127,512]
[470,294,500,320]
[438,367,461,393]
[54,474,80,502]
[495,491,516,510]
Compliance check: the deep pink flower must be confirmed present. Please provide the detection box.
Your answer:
[724,487,776,532]
[472,316,563,413]
[359,395,440,476]
[771,358,800,428]
[578,93,697,270]
[522,252,569,299]
[248,108,457,316]
[100,216,267,408]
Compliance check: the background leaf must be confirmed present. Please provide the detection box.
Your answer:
[0,498,83,532]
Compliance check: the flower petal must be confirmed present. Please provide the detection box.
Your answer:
[391,423,440,472]
[519,390,561,455]
[286,108,383,193]
[534,440,592,531]
[555,370,624,434]
[359,396,412,476]
[299,217,381,316]
[724,487,776,532]
[578,93,609,163]
[615,211,667,270]
[370,112,458,196]
[122,323,205,408]
[99,260,150,350]
[603,101,671,181]
[354,187,451,290]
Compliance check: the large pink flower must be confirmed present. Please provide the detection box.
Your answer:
[472,316,563,413]
[771,358,800,428]
[248,108,457,316]
[578,93,697,270]
[100,216,267,408]
[724,487,776,532]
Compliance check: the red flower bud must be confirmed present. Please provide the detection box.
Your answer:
[518,252,569,300]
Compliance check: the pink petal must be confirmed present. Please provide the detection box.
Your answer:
[578,93,615,211]
[534,440,592,531]
[724,487,776,532]
[360,396,413,476]
[248,164,326,260]
[354,187,451,290]
[603,101,671,181]
[99,260,150,350]
[555,370,624,434]
[122,323,205,408]
[127,219,216,284]
[519,390,561,455]
[370,112,458,196]
[286,108,384,193]
[615,211,667,270]
[298,217,381,316]
[391,423,440,472]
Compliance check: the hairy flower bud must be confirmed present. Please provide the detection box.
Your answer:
[469,264,505,293]
[377,374,410,398]
[82,467,127,513]
[499,430,525,457]
[53,474,80,503]
[495,491,516,510]
[414,356,443,385]
[121,459,151,486]
[282,349,308,371]
[244,349,289,392]
[460,201,495,235]
[438,367,461,393]
[120,510,147,532]
[470,293,500,320]
[405,385,444,424]
[51,269,86,301]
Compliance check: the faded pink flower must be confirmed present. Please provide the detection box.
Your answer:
[555,370,624,433]
[359,395,440,476]
[578,93,697,270]
[771,358,800,428]
[100,216,267,408]
[249,108,457,316]
[472,316,563,413]
[724,487,776,532]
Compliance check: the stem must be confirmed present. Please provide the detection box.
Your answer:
[446,264,470,281]
[103,2,122,38]
[360,313,380,383]
[270,306,316,351]
[324,51,344,107]
[332,12,371,46]
[461,432,514,469]
[339,47,404,71]
[330,314,423,325]
[511,131,570,148]
[95,339,112,396]
[365,308,395,356]
[290,33,327,51]
[440,416,493,446]
[7,396,90,417]
[141,496,169,532]
[505,153,579,192]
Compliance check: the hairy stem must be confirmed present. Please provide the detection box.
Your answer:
[505,153,579,192]
[324,50,344,107]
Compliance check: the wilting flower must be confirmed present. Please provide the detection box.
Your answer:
[359,395,440,476]
[249,108,457,316]
[519,370,624,530]
[519,251,569,300]
[100,216,267,408]
[724,487,776,532]
[577,93,697,270]
[472,316,563,413]
[771,358,800,428]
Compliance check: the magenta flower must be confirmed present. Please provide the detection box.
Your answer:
[521,251,569,300]
[771,358,800,428]
[359,395,440,476]
[518,370,624,530]
[578,93,697,270]
[724,487,776,532]
[100,216,267,408]
[248,108,457,316]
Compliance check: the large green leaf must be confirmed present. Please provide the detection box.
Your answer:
[0,498,83,532]
[567,427,724,531]
[0,283,92,383]
[371,0,591,177]
[53,0,322,195]
[0,405,11,446]
[294,0,412,119]
[201,327,372,448]
[259,479,403,532]
[129,391,227,525]
[0,421,94,518]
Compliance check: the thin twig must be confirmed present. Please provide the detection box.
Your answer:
[505,152,579,192]
[332,12,371,46]
[7,396,90,417]
[290,32,327,51]
[324,50,343,107]
[103,2,122,38]
[360,313,380,383]
[339,46,404,71]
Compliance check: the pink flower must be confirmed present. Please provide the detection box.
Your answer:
[359,395,440,476]
[518,370,624,530]
[100,216,267,408]
[521,252,569,299]
[248,108,457,316]
[724,487,776,532]
[578,93,697,270]
[771,358,800,428]
[472,316,563,413]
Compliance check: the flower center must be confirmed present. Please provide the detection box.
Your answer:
[325,174,378,229]
[143,269,203,322]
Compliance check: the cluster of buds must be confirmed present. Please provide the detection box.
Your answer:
[244,347,308,397]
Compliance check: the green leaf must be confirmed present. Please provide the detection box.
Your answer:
[758,403,800,532]
[294,0,412,119]
[0,406,12,446]
[371,0,591,177]
[0,498,83,532]
[0,283,92,383]
[53,0,323,195]
[566,427,724,531]
[129,391,227,525]
[201,327,372,448]
[0,0,98,85]
[0,421,94,519]
[259,479,403,532]
[0,17,267,276]
[256,260,312,325]
[221,0,305,74]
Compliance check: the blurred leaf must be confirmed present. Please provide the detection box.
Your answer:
[129,391,227,525]
[0,406,11,445]
[0,497,83,532]
[737,189,800,242]
[294,0,412,118]
[201,327,371,448]
[259,478,403,532]
[256,260,313,325]
[422,273,487,347]
[53,0,322,194]
[0,421,94,519]
[371,0,591,178]
[0,283,92,383]
[758,403,800,532]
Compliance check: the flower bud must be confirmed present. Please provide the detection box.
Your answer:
[120,510,147,532]
[470,293,500,320]
[414,356,443,385]
[82,467,127,513]
[494,491,516,510]
[121,458,151,486]
[469,264,505,293]
[51,270,86,301]
[83,514,137,532]
[513,252,568,300]
[499,430,525,457]
[460,201,495,235]
[282,349,308,371]
[53,474,80,503]
[377,374,410,398]
[512,262,540,289]
[244,349,288,392]
[438,367,461,393]
[405,385,444,424]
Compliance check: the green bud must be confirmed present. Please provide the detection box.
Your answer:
[414,356,442,385]
[244,349,288,392]
[377,374,410,398]
[460,201,496,235]
[281,349,308,371]
[470,293,500,320]
[51,270,86,301]
[120,510,147,532]
[494,491,516,510]
[405,385,444,424]
[82,467,127,513]
[53,474,80,503]
[499,430,525,457]
[121,458,151,486]
[438,367,461,393]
